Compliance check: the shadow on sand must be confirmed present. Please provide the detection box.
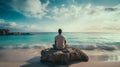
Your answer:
[20,56,69,67]
[20,56,48,67]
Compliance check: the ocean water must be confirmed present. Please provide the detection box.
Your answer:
[0,32,120,50]
[1,32,120,62]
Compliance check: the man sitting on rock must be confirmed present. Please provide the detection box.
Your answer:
[53,29,67,50]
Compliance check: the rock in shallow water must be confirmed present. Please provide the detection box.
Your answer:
[40,47,89,65]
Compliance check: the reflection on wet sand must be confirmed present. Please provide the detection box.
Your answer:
[89,55,120,62]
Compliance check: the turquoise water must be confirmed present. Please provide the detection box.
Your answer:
[0,32,120,50]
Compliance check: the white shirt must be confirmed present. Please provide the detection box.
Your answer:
[55,35,66,49]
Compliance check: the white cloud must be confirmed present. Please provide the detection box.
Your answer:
[48,4,120,32]
[51,4,105,21]
[3,1,120,32]
[0,20,17,28]
[9,22,17,26]
[11,0,49,19]
[0,19,44,32]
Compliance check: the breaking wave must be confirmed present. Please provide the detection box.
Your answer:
[70,42,120,50]
[0,42,120,51]
[0,44,52,49]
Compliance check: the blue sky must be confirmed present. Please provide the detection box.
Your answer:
[0,0,120,32]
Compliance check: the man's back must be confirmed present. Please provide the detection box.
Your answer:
[55,35,66,49]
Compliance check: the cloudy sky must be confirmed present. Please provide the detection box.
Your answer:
[0,0,120,32]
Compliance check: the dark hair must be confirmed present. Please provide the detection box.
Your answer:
[58,29,62,34]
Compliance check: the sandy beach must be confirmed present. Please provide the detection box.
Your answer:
[0,49,120,67]
[0,61,120,67]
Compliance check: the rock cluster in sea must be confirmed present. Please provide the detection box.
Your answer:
[41,47,89,65]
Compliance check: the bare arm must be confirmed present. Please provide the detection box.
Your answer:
[55,40,56,45]
[65,40,66,45]
[55,37,56,45]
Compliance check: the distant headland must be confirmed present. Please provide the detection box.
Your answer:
[0,29,31,35]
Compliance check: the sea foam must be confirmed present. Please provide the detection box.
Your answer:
[0,43,119,51]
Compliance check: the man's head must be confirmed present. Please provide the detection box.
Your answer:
[58,29,62,35]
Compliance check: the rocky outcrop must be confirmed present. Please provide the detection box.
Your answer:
[41,47,89,65]
[0,29,31,36]
[0,29,9,35]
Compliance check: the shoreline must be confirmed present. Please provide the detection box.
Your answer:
[0,48,120,67]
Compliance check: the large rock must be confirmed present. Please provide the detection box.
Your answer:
[41,47,88,65]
